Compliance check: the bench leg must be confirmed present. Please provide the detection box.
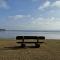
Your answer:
[35,43,40,48]
[21,43,25,48]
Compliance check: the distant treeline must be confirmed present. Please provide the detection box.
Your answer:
[0,29,6,31]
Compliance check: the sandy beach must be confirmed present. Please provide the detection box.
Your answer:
[0,39,60,60]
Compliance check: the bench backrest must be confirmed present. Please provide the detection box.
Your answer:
[16,36,45,40]
[38,36,45,39]
[24,36,37,39]
[16,36,23,40]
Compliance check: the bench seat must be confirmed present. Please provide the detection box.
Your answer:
[16,42,44,43]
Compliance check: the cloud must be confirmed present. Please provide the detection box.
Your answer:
[38,1,60,10]
[38,1,50,10]
[0,0,9,9]
[3,15,60,30]
[32,17,60,25]
[30,17,60,30]
[52,1,60,8]
[8,15,31,20]
[49,10,55,13]
[4,14,33,30]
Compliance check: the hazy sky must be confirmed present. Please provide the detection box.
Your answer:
[0,0,60,30]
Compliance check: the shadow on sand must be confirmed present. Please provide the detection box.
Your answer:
[0,45,40,50]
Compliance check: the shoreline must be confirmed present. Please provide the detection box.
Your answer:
[0,38,16,40]
[0,38,60,40]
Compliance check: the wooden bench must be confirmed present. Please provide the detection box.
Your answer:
[16,36,45,48]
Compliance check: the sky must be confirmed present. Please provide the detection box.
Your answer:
[0,0,60,30]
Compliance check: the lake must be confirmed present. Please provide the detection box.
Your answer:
[0,30,60,39]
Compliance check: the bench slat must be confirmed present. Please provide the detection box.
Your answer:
[16,36,23,40]
[16,36,45,40]
[24,36,37,39]
[16,42,44,43]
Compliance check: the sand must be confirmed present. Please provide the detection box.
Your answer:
[0,39,60,60]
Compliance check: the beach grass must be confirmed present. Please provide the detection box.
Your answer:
[0,39,60,60]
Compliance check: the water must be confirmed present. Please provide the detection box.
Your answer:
[0,30,60,39]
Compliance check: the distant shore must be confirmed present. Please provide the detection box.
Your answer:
[0,29,6,31]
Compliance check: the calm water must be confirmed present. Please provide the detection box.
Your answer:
[0,30,60,39]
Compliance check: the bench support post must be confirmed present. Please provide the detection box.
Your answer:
[35,43,40,48]
[21,36,25,48]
